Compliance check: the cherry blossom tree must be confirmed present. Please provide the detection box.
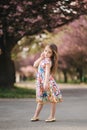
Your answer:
[0,0,87,87]
[58,15,87,82]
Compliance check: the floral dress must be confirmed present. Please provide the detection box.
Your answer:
[36,58,63,104]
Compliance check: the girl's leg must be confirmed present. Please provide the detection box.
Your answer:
[45,103,56,122]
[49,103,56,118]
[33,103,43,118]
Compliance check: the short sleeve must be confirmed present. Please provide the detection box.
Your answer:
[45,58,52,66]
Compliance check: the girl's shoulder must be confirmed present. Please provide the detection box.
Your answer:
[44,58,52,65]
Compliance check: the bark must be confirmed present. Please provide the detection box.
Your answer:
[77,68,83,82]
[0,49,15,88]
[63,70,67,83]
[0,26,16,88]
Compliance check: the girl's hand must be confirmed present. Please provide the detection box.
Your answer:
[33,52,44,68]
[44,84,49,91]
[40,52,45,59]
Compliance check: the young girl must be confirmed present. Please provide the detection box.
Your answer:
[31,43,63,122]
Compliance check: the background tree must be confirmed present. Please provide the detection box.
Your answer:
[58,15,87,82]
[13,15,87,83]
[0,0,87,87]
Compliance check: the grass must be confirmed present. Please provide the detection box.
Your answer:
[56,80,81,84]
[0,86,36,98]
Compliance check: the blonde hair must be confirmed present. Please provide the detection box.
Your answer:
[48,43,58,74]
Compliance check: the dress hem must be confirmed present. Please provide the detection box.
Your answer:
[36,98,63,104]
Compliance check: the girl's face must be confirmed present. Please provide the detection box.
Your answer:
[44,46,53,58]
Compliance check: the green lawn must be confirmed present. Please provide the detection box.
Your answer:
[0,86,36,98]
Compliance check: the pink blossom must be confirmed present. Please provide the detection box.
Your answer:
[0,29,3,35]
[3,5,9,9]
[16,5,23,12]
[18,31,25,36]
[8,26,14,33]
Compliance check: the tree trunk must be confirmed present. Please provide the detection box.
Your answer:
[77,68,83,82]
[63,70,67,83]
[79,68,83,82]
[0,52,15,88]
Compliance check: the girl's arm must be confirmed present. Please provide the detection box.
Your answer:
[33,53,44,68]
[33,57,42,68]
[44,63,51,90]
